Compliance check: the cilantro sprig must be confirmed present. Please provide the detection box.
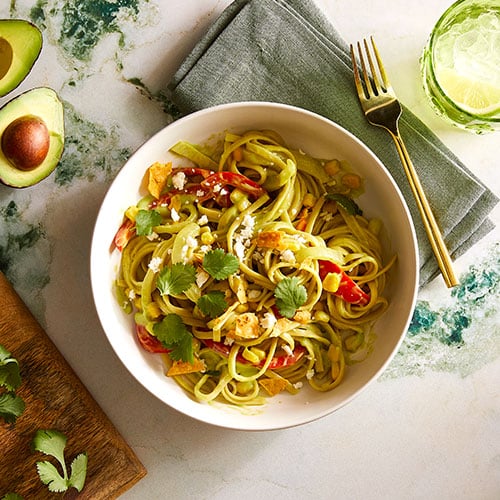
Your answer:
[274,277,307,319]
[153,314,194,363]
[197,291,228,318]
[203,249,239,280]
[0,344,25,424]
[157,263,196,296]
[32,429,87,494]
[135,209,162,236]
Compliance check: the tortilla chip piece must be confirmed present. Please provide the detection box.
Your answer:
[167,357,205,376]
[147,161,172,199]
[259,377,288,396]
[255,230,285,250]
[234,312,259,339]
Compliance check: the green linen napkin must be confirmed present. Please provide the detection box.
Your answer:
[169,0,498,286]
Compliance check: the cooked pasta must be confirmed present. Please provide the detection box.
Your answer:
[113,130,395,406]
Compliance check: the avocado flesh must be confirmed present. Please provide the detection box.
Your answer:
[0,87,64,187]
[0,19,42,97]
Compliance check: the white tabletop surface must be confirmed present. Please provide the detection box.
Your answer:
[1,0,499,498]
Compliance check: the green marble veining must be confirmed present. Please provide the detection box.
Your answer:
[0,198,50,319]
[55,101,131,186]
[29,0,143,62]
[383,242,500,378]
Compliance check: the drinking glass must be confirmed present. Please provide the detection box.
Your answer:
[421,0,500,133]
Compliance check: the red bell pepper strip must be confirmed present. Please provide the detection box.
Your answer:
[318,260,370,306]
[113,218,135,251]
[202,339,305,369]
[135,323,170,353]
[201,171,267,207]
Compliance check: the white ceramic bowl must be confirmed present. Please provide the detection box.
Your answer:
[91,102,418,430]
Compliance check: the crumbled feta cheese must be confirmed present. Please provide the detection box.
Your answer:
[186,235,198,249]
[170,207,180,222]
[148,257,162,273]
[260,312,277,329]
[280,249,296,263]
[293,382,303,389]
[127,289,136,300]
[146,231,160,241]
[199,245,211,254]
[224,336,235,346]
[198,214,208,225]
[196,269,210,288]
[247,289,260,300]
[234,240,246,260]
[196,189,205,198]
[171,171,186,190]
[306,369,315,380]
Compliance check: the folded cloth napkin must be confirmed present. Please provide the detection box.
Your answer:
[169,0,498,286]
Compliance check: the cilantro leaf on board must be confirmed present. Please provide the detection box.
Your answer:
[153,314,194,363]
[197,291,228,318]
[32,429,88,493]
[135,209,162,236]
[157,263,196,296]
[0,344,22,392]
[274,277,307,319]
[0,392,26,424]
[203,248,239,280]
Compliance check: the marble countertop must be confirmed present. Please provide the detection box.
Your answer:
[1,0,499,498]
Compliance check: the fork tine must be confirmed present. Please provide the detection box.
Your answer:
[349,43,365,98]
[356,41,376,97]
[369,36,390,91]
[363,38,383,94]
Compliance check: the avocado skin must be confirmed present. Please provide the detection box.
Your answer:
[0,87,64,188]
[0,19,43,97]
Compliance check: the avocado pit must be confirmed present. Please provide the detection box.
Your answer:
[0,37,13,80]
[1,115,50,171]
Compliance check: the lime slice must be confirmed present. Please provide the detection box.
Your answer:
[436,68,500,116]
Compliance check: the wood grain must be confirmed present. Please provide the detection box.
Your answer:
[0,272,146,498]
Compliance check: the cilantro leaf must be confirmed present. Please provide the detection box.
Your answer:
[197,291,227,318]
[36,461,68,493]
[135,209,162,236]
[153,314,194,363]
[274,277,307,319]
[69,453,88,492]
[0,345,22,392]
[203,249,239,280]
[32,429,88,493]
[0,392,26,424]
[157,263,196,296]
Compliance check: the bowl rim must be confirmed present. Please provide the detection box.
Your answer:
[90,100,419,430]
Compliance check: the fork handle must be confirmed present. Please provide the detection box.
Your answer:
[390,132,459,288]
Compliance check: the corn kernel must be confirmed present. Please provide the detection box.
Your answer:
[324,159,341,176]
[322,272,341,293]
[232,147,243,162]
[201,231,215,245]
[302,193,316,207]
[341,173,361,189]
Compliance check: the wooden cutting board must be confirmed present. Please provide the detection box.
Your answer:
[0,271,146,498]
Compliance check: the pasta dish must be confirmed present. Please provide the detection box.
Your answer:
[113,130,395,406]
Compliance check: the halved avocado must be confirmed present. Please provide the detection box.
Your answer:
[0,19,43,97]
[0,87,64,187]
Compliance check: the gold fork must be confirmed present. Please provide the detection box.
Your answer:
[350,37,458,288]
